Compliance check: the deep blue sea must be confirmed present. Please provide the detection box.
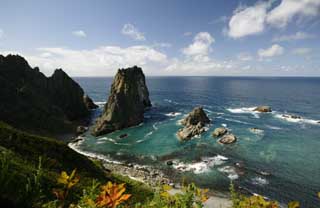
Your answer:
[73,77,320,207]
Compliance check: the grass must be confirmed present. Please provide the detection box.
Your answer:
[0,121,153,207]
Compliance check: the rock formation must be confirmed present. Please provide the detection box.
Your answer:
[83,95,98,110]
[177,107,210,141]
[92,66,151,136]
[212,127,228,137]
[218,134,237,144]
[0,54,91,136]
[254,106,272,112]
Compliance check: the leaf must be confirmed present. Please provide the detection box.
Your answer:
[288,201,300,208]
[162,184,172,191]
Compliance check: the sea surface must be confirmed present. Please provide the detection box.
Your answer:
[73,77,320,207]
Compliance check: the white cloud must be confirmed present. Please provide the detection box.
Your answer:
[237,52,253,61]
[292,47,312,55]
[258,44,284,58]
[227,0,320,38]
[267,0,320,28]
[72,30,87,38]
[227,2,270,38]
[5,45,167,76]
[183,32,192,36]
[182,32,214,59]
[152,42,172,48]
[121,24,146,41]
[272,31,315,42]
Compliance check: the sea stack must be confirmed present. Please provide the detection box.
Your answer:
[92,66,151,136]
[177,107,210,141]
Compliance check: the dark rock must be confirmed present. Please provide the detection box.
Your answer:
[0,54,89,135]
[180,107,210,126]
[177,107,210,141]
[254,106,272,112]
[212,127,228,137]
[83,95,98,110]
[282,114,301,119]
[218,134,237,144]
[166,160,173,166]
[92,66,151,136]
[119,133,128,139]
[76,126,88,135]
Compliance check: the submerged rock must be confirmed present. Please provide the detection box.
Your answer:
[83,95,98,110]
[249,128,264,134]
[282,114,302,119]
[218,134,237,144]
[76,126,88,135]
[119,133,128,139]
[212,127,228,137]
[177,107,210,141]
[92,66,151,136]
[254,106,272,113]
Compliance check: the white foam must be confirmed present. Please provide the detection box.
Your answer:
[223,118,251,125]
[68,139,122,164]
[165,112,182,117]
[227,107,257,114]
[265,125,282,130]
[95,101,106,107]
[275,114,320,125]
[251,177,269,186]
[144,131,153,137]
[222,123,227,127]
[172,155,228,174]
[218,166,239,180]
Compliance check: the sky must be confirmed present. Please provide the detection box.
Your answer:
[0,0,320,76]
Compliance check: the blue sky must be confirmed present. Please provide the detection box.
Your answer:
[0,0,319,76]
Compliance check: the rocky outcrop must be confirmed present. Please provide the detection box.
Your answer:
[92,66,151,136]
[83,95,98,110]
[212,127,228,137]
[254,106,272,112]
[0,54,90,136]
[177,107,210,141]
[218,134,237,144]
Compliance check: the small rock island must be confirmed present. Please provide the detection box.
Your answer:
[177,107,210,141]
[92,66,151,136]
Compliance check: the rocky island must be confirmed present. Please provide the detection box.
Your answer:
[0,54,94,137]
[177,107,210,140]
[92,66,151,136]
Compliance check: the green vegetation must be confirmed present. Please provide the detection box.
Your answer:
[0,121,152,207]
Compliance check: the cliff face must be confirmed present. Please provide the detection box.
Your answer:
[92,66,151,136]
[0,54,90,136]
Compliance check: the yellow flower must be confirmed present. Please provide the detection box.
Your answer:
[57,169,80,189]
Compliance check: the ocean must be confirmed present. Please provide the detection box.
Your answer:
[73,76,320,207]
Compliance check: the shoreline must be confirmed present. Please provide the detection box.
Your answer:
[68,138,232,207]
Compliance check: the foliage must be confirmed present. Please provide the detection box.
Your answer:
[51,169,80,208]
[136,183,208,208]
[95,182,131,208]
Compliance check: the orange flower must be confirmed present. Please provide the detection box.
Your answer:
[96,181,131,208]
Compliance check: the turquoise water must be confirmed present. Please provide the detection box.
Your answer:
[74,77,320,207]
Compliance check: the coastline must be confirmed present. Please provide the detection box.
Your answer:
[68,138,232,208]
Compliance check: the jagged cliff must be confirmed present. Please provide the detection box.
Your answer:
[0,54,92,136]
[92,66,151,136]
